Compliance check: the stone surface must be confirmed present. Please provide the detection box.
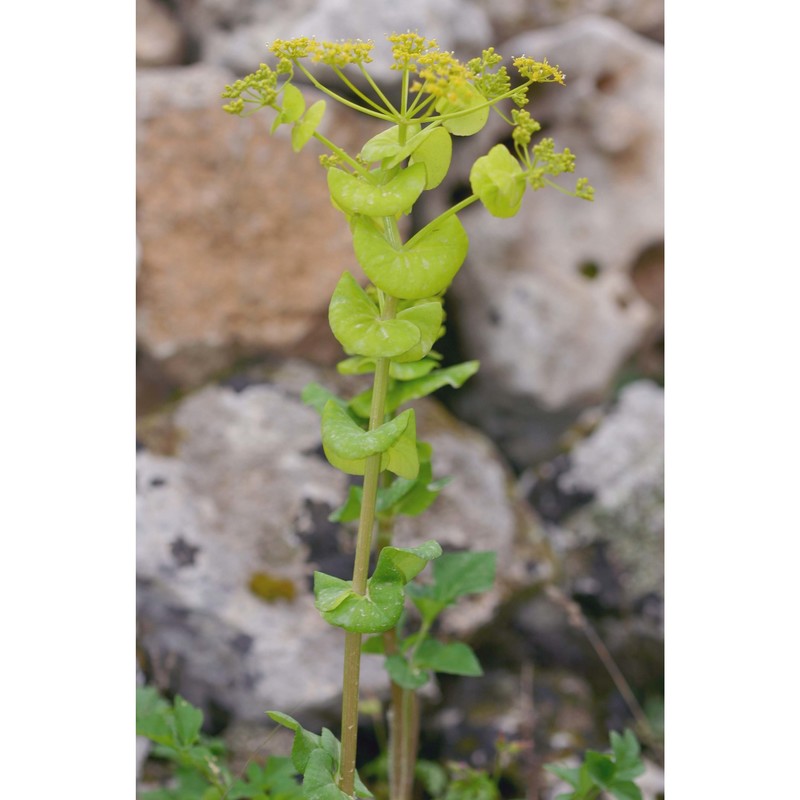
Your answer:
[136,360,541,723]
[478,0,664,43]
[191,0,492,82]
[137,66,387,402]
[137,0,187,67]
[434,16,663,461]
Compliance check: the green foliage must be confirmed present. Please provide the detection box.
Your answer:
[219,32,595,800]
[137,687,303,800]
[266,713,373,800]
[314,541,442,633]
[545,729,646,800]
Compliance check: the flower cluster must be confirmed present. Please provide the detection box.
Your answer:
[413,50,474,102]
[221,63,278,115]
[467,48,511,100]
[387,32,437,71]
[511,108,542,150]
[513,56,565,84]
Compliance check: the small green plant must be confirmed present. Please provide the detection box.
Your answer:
[218,32,595,800]
[137,685,304,800]
[545,729,646,800]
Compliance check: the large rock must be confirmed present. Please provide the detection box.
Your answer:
[437,17,663,463]
[136,360,542,723]
[137,65,387,407]
[137,0,187,67]
[477,0,664,43]
[190,0,492,82]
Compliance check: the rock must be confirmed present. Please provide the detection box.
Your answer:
[136,360,541,723]
[435,16,663,461]
[477,0,664,43]
[555,379,664,608]
[136,67,387,406]
[192,0,493,82]
[137,0,187,67]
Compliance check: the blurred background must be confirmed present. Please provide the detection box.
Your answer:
[136,1,664,797]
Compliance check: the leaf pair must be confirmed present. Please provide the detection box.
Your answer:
[328,272,443,361]
[321,400,418,479]
[314,541,442,633]
[270,82,326,152]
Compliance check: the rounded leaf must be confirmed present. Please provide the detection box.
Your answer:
[352,214,468,300]
[327,162,426,218]
[292,99,326,152]
[470,144,525,218]
[435,87,489,136]
[393,301,444,363]
[321,401,412,461]
[410,127,452,189]
[328,272,420,357]
[360,123,422,162]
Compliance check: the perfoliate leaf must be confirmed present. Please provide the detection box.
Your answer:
[327,163,426,218]
[301,382,347,415]
[292,100,326,152]
[410,127,453,189]
[392,301,444,363]
[302,748,350,800]
[359,123,422,162]
[272,82,306,132]
[415,640,483,676]
[352,213,468,300]
[384,410,420,480]
[435,86,490,136]
[470,144,526,218]
[328,272,421,358]
[362,635,386,654]
[322,400,412,461]
[314,541,441,633]
[386,360,479,411]
[328,485,363,523]
[385,654,429,690]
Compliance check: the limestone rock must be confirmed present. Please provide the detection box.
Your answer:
[436,17,662,460]
[137,66,386,402]
[193,0,492,82]
[137,0,187,67]
[136,361,540,722]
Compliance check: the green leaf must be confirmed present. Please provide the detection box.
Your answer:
[301,382,348,416]
[415,640,483,676]
[609,782,643,800]
[266,711,321,774]
[328,485,363,523]
[321,400,411,461]
[385,654,429,690]
[392,301,444,363]
[610,730,645,781]
[361,635,386,654]
[585,751,615,789]
[384,410,420,480]
[435,86,490,136]
[408,551,496,624]
[415,761,448,797]
[303,748,349,800]
[272,82,306,132]
[352,213,468,300]
[314,541,441,633]
[173,695,204,748]
[386,360,479,411]
[545,764,582,789]
[410,127,453,189]
[328,272,421,358]
[327,163,426,217]
[292,99,326,152]
[360,123,422,162]
[470,144,525,218]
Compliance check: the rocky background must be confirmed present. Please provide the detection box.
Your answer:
[137,1,664,797]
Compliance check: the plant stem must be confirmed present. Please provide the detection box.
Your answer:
[339,293,398,797]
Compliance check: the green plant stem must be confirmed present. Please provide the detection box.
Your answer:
[339,291,399,797]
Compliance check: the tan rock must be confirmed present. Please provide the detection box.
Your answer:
[137,65,389,398]
[136,0,186,67]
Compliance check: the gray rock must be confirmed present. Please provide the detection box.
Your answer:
[437,16,662,459]
[186,0,492,82]
[556,380,664,603]
[137,0,187,67]
[137,362,539,722]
